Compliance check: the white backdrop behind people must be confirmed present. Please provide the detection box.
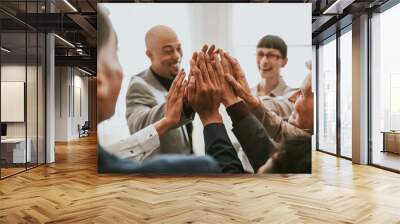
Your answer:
[98,3,311,157]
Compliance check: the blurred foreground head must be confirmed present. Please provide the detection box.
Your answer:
[97,6,123,123]
[288,74,313,133]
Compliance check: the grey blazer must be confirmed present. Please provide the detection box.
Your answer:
[125,68,192,158]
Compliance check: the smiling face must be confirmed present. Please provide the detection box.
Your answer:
[256,47,287,80]
[145,26,182,79]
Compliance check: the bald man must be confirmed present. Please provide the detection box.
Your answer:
[125,25,193,160]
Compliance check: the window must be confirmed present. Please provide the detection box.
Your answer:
[317,37,337,154]
[339,29,352,158]
[370,3,400,171]
[0,1,46,179]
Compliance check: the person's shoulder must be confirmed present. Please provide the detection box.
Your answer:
[126,71,153,96]
[129,69,147,82]
[283,87,298,97]
[128,69,152,87]
[130,68,160,87]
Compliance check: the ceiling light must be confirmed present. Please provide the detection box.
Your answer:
[1,47,11,53]
[76,48,86,55]
[54,34,75,48]
[63,0,78,12]
[322,0,354,15]
[322,0,340,14]
[78,67,93,76]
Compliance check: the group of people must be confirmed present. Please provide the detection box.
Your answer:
[97,6,313,174]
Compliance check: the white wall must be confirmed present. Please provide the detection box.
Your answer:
[55,67,68,141]
[1,64,46,164]
[54,67,89,141]
[1,65,34,138]
[1,65,26,139]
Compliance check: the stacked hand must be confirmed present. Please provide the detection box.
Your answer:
[196,45,241,107]
[222,52,261,109]
[155,69,186,135]
[161,44,259,128]
[215,50,241,107]
[187,51,223,126]
[201,44,218,61]
[192,45,259,110]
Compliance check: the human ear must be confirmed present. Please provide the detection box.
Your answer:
[146,49,153,60]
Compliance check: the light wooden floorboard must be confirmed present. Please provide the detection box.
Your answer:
[0,135,399,223]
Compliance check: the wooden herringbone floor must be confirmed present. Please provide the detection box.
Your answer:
[1,135,400,223]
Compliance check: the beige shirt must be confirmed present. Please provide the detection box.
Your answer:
[251,103,311,143]
[252,76,293,97]
[251,76,297,120]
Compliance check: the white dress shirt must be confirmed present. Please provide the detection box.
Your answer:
[103,124,160,163]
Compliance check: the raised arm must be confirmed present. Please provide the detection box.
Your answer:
[187,51,244,173]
